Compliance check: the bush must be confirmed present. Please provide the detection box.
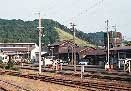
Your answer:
[0,59,19,71]
[0,60,6,69]
[0,56,3,62]
[5,60,14,69]
[0,63,5,68]
[0,60,3,64]
[11,65,19,71]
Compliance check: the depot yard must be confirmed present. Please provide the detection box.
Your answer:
[0,65,131,91]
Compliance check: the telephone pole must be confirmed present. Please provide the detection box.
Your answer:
[37,12,44,74]
[70,22,76,72]
[105,20,110,66]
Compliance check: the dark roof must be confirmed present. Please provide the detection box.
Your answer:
[58,47,95,54]
[110,46,131,51]
[48,40,75,47]
[85,49,106,56]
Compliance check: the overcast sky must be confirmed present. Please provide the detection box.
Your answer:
[0,0,131,40]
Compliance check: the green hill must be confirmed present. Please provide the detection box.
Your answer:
[0,19,95,47]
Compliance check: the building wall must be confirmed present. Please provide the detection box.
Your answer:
[0,43,39,61]
[31,47,39,62]
[104,31,122,48]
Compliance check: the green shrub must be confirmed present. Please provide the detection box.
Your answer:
[0,56,3,62]
[5,60,14,69]
[11,65,19,71]
[0,60,3,64]
[0,60,6,69]
[0,59,19,71]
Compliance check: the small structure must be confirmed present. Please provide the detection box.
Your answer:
[47,40,96,64]
[110,46,131,69]
[0,43,45,62]
[83,49,107,67]
[124,58,131,73]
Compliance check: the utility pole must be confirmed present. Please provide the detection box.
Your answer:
[105,20,110,66]
[37,12,44,74]
[70,22,76,72]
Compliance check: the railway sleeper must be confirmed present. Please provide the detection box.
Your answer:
[19,74,28,78]
[28,75,38,80]
[63,80,74,84]
[82,82,108,90]
[51,81,65,85]
[0,72,6,75]
[113,87,131,90]
[11,72,20,76]
[39,76,50,81]
[81,82,90,86]
[4,72,12,75]
[54,79,63,82]
[97,84,130,91]
[43,77,54,82]
[73,81,82,85]
[22,75,29,78]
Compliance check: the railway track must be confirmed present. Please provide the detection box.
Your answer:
[0,77,32,91]
[20,65,131,82]
[0,87,8,91]
[0,69,131,91]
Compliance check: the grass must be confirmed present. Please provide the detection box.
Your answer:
[54,28,95,47]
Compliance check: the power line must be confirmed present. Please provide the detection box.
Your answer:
[80,0,104,15]
[72,0,104,21]
[46,0,105,25]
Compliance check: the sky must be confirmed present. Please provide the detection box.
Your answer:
[0,0,131,40]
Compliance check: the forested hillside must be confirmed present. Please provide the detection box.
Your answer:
[0,19,59,45]
[0,19,105,46]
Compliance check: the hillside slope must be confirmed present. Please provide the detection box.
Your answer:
[0,19,95,47]
[54,28,95,47]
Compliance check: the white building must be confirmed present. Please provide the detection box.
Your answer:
[0,43,46,62]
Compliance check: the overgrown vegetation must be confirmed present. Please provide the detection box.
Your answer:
[0,60,19,71]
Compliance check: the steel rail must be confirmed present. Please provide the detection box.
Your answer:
[0,70,131,91]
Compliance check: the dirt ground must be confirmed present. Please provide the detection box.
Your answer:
[0,75,87,91]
